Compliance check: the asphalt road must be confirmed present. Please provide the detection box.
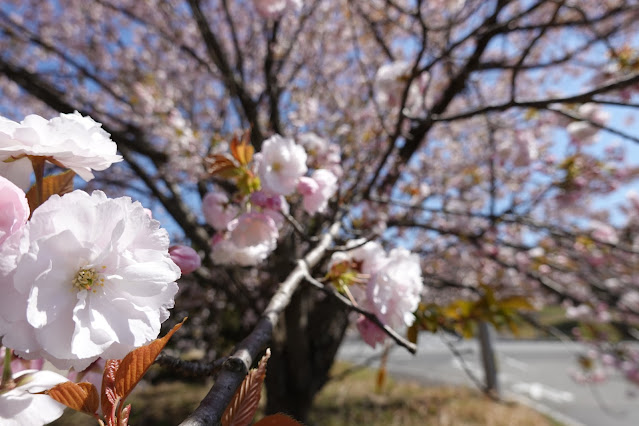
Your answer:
[337,334,639,426]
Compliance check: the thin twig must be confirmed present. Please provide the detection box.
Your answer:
[301,267,417,354]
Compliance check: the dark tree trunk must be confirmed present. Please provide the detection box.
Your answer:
[264,285,349,422]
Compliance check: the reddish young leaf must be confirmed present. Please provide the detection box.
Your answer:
[221,348,271,426]
[101,359,122,423]
[230,131,254,166]
[253,414,303,426]
[25,170,75,213]
[42,381,99,416]
[118,404,131,426]
[114,318,186,403]
[205,154,237,176]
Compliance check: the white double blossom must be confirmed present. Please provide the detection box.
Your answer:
[0,112,122,181]
[0,190,180,371]
[255,135,307,196]
[329,242,424,348]
[211,212,279,266]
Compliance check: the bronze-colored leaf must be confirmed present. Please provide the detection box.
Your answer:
[221,348,272,426]
[254,414,303,426]
[205,154,237,176]
[42,381,99,415]
[230,130,254,166]
[114,319,186,404]
[26,170,75,212]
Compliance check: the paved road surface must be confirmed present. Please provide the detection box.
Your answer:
[337,335,639,426]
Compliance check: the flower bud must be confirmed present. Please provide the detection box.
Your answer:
[169,245,201,274]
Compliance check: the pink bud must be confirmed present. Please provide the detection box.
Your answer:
[297,176,319,196]
[169,245,201,274]
[356,315,387,348]
[0,175,29,245]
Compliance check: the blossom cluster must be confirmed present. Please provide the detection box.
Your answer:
[0,113,185,424]
[204,133,340,266]
[328,241,424,348]
[252,0,302,19]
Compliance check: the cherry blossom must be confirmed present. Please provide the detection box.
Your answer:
[366,249,424,330]
[0,369,68,426]
[0,176,28,246]
[297,133,343,177]
[0,112,122,181]
[250,190,289,229]
[356,315,387,348]
[329,243,423,347]
[0,190,180,371]
[252,0,302,19]
[255,135,307,196]
[202,192,239,231]
[211,212,279,266]
[298,169,338,215]
[169,245,201,274]
[0,158,32,191]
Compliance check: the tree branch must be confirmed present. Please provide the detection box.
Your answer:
[178,221,342,426]
[301,269,417,354]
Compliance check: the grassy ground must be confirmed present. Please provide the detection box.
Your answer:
[52,362,560,426]
[306,363,560,426]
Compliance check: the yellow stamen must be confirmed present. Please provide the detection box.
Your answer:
[72,267,105,291]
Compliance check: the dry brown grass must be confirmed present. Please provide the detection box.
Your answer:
[52,362,560,426]
[308,363,560,426]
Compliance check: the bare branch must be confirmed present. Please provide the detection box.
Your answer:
[178,221,342,426]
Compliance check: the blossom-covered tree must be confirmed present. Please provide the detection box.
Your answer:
[1,0,639,423]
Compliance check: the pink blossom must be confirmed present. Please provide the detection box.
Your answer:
[0,176,29,246]
[252,0,302,19]
[298,169,338,214]
[297,133,343,176]
[0,112,122,181]
[296,176,319,196]
[366,248,423,329]
[250,190,289,229]
[211,212,279,266]
[330,243,423,347]
[329,240,387,277]
[169,245,201,274]
[202,192,239,231]
[356,315,386,348]
[255,135,307,196]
